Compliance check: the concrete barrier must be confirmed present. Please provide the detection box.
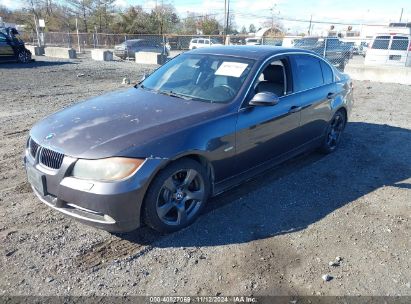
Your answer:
[44,47,76,59]
[135,52,166,65]
[91,49,113,61]
[345,63,411,85]
[25,45,44,56]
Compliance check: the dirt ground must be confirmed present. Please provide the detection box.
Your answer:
[0,55,410,297]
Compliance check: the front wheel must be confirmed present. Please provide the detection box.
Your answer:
[143,159,210,233]
[319,110,347,154]
[17,50,31,63]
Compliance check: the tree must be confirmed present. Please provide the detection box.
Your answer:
[226,13,237,34]
[0,5,14,22]
[111,6,150,34]
[249,23,256,33]
[200,16,220,35]
[178,12,198,34]
[240,25,247,34]
[149,4,179,35]
[66,0,94,32]
[90,0,116,33]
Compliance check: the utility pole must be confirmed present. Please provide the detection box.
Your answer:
[308,14,312,36]
[76,17,81,53]
[399,8,403,22]
[270,4,276,32]
[33,15,40,47]
[223,0,227,44]
[226,0,230,36]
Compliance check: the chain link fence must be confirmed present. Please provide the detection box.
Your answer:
[21,31,411,70]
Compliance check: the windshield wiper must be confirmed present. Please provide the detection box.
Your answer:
[137,84,155,92]
[158,90,193,100]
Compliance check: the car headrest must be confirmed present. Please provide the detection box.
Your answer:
[263,65,284,84]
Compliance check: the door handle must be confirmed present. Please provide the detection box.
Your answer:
[289,106,302,113]
[327,92,337,99]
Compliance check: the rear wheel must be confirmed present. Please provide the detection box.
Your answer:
[320,110,347,154]
[143,159,210,233]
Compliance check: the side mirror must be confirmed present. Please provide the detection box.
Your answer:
[249,92,280,106]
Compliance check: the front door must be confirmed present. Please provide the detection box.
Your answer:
[234,57,303,174]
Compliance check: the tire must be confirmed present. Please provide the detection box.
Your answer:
[319,110,347,154]
[143,158,210,233]
[17,50,31,63]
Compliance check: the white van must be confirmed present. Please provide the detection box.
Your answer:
[189,38,223,50]
[365,27,411,66]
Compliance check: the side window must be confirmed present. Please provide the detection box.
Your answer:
[390,36,409,51]
[293,55,323,91]
[371,36,390,50]
[192,39,197,44]
[254,59,289,97]
[0,34,7,42]
[198,39,204,44]
[320,60,334,84]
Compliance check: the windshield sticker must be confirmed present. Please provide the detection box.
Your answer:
[215,62,248,78]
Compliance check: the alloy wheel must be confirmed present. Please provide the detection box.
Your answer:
[18,51,30,63]
[156,168,205,226]
[326,113,345,150]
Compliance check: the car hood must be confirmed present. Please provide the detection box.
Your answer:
[30,88,223,159]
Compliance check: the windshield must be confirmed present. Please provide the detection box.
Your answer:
[140,54,254,103]
[295,39,318,46]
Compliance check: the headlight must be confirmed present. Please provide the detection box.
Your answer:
[72,157,145,181]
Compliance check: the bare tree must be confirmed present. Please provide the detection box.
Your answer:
[66,0,93,32]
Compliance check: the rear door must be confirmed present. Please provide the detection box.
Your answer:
[365,35,390,65]
[387,35,410,66]
[290,54,335,143]
[0,33,15,61]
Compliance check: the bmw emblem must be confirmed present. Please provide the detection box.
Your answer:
[45,133,55,140]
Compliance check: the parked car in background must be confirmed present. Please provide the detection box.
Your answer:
[359,42,368,57]
[188,38,223,49]
[294,37,318,48]
[0,27,31,63]
[294,37,352,70]
[114,39,169,59]
[25,46,353,233]
[245,38,262,45]
[344,42,358,55]
[281,37,298,47]
[365,31,411,66]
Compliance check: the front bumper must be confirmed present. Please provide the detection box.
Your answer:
[24,149,165,232]
[114,50,130,59]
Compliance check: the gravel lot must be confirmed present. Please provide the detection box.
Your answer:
[0,55,410,297]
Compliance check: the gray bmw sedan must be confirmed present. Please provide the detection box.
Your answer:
[24,46,353,233]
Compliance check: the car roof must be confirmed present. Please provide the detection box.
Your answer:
[187,45,317,61]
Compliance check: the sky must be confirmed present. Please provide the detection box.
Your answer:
[2,0,411,34]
